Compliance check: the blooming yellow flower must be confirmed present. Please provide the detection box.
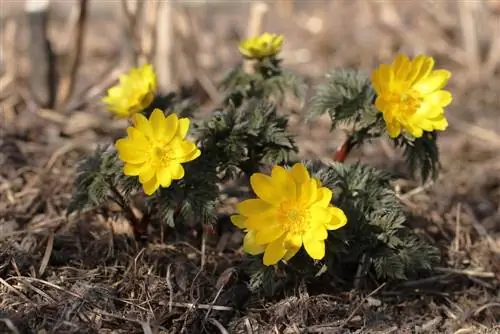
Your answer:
[238,33,284,59]
[115,109,201,195]
[231,163,347,266]
[371,54,453,138]
[102,64,157,118]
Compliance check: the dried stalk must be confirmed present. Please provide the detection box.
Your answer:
[56,0,88,110]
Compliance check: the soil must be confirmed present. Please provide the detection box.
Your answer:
[1,2,499,334]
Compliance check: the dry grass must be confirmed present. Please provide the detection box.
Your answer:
[1,1,499,333]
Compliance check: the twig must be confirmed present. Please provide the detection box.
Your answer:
[38,232,54,276]
[0,319,21,334]
[121,0,144,66]
[56,0,88,110]
[434,266,496,278]
[25,0,57,108]
[166,302,233,312]
[207,318,230,334]
[462,203,500,254]
[339,283,387,330]
[473,302,500,316]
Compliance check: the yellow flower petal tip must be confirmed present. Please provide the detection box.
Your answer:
[238,33,284,60]
[371,53,453,139]
[102,63,157,118]
[115,108,201,195]
[231,162,347,266]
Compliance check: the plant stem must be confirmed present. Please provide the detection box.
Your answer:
[108,181,147,240]
[334,136,355,163]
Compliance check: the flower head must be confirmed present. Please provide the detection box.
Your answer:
[238,33,284,59]
[371,54,453,138]
[102,64,157,118]
[231,163,347,266]
[115,109,201,195]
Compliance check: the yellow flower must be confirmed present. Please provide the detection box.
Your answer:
[115,109,201,195]
[371,54,453,138]
[238,33,284,59]
[102,64,157,118]
[231,163,347,266]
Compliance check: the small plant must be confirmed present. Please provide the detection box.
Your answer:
[68,33,453,290]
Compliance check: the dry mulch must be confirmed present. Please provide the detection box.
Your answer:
[1,2,500,333]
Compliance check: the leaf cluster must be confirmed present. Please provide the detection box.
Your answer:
[193,98,298,179]
[312,161,440,281]
[219,57,306,108]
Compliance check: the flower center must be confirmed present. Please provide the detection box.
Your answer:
[388,90,423,118]
[149,144,174,169]
[277,200,310,235]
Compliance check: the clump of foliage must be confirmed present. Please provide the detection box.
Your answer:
[68,33,452,292]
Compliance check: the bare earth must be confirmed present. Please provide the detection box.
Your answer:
[1,1,499,333]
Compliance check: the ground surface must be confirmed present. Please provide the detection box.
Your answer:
[1,1,499,334]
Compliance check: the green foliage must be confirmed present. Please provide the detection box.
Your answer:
[193,98,298,179]
[394,131,440,182]
[309,161,440,281]
[219,57,306,108]
[67,145,141,215]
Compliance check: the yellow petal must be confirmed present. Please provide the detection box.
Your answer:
[407,124,423,138]
[386,121,401,138]
[150,109,166,140]
[409,55,434,85]
[310,205,333,225]
[303,238,325,260]
[237,199,273,216]
[284,233,302,249]
[255,224,284,244]
[271,166,297,199]
[123,163,146,176]
[157,167,172,187]
[250,173,285,205]
[304,225,328,241]
[169,164,185,180]
[290,163,310,185]
[416,102,444,119]
[115,140,147,164]
[429,114,448,131]
[424,90,452,107]
[230,215,246,229]
[413,70,451,95]
[244,212,277,230]
[163,113,179,144]
[143,176,159,195]
[283,246,300,261]
[139,165,155,183]
[263,238,287,265]
[133,113,153,139]
[325,207,348,230]
[178,141,200,161]
[243,230,265,255]
[316,187,332,207]
[177,118,190,138]
[299,179,317,206]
